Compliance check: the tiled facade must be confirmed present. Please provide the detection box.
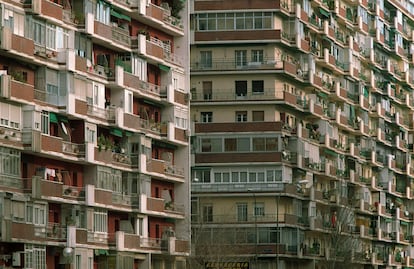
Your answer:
[0,0,190,268]
[190,0,414,268]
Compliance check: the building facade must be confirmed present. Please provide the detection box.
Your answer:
[190,0,414,269]
[0,0,190,268]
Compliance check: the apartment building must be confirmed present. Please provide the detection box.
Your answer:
[190,0,414,268]
[0,0,190,268]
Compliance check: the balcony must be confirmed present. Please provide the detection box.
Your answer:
[31,176,85,201]
[34,88,67,107]
[0,127,22,148]
[147,158,184,179]
[135,35,183,67]
[0,75,35,102]
[91,186,138,208]
[1,27,34,57]
[26,0,65,21]
[147,196,185,215]
[94,147,137,169]
[2,220,53,242]
[0,174,31,192]
[93,21,131,48]
[135,0,183,35]
[86,104,116,123]
[124,71,162,97]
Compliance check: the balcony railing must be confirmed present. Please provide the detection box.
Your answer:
[34,88,67,107]
[87,104,116,122]
[147,159,184,178]
[191,58,283,71]
[0,174,31,191]
[62,141,85,157]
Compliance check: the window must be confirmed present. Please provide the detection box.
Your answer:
[46,24,56,49]
[125,90,133,113]
[13,200,25,221]
[132,56,147,79]
[29,19,68,50]
[202,205,213,222]
[41,111,49,135]
[253,138,265,151]
[197,12,271,31]
[237,203,248,222]
[252,111,264,121]
[86,127,95,143]
[97,166,122,192]
[203,81,212,100]
[214,172,230,183]
[25,245,46,269]
[201,138,222,152]
[33,203,46,226]
[201,112,213,123]
[235,50,247,68]
[224,138,237,151]
[251,50,264,63]
[224,137,250,152]
[193,169,211,182]
[75,33,92,59]
[252,80,264,94]
[236,111,247,122]
[76,255,81,269]
[200,51,212,68]
[92,82,105,108]
[96,1,110,24]
[88,257,93,269]
[93,209,108,233]
[254,202,265,216]
[198,14,207,30]
[235,81,247,97]
[175,107,188,129]
[3,8,24,36]
[0,103,20,129]
[32,19,45,45]
[266,170,282,182]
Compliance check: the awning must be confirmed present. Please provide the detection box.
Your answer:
[363,86,369,97]
[401,221,409,225]
[324,149,338,157]
[110,9,131,22]
[319,8,330,17]
[110,128,123,137]
[125,131,133,137]
[317,91,328,99]
[49,112,58,123]
[94,249,109,256]
[158,64,170,72]
[395,197,403,204]
[58,116,68,123]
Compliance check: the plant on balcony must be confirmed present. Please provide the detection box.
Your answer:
[169,0,185,19]
[98,134,114,152]
[9,70,26,83]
